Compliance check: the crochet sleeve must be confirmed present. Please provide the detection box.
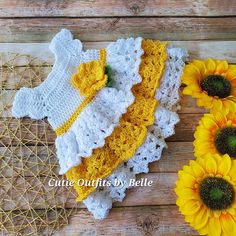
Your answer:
[12,87,47,119]
[49,29,83,59]
[12,29,83,120]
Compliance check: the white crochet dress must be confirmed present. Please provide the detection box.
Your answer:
[12,30,187,220]
[12,29,144,174]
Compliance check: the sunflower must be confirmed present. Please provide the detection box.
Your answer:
[175,154,236,236]
[194,111,236,159]
[182,59,236,113]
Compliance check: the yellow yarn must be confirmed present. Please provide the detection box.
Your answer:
[55,49,106,136]
[71,49,107,97]
[55,94,96,136]
[66,40,168,201]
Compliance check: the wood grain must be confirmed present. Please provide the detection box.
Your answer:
[1,206,197,235]
[1,18,236,42]
[54,205,198,236]
[168,113,201,142]
[0,0,235,17]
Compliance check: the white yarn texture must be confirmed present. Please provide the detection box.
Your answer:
[12,29,144,174]
[11,30,187,218]
[83,47,188,220]
[56,37,143,174]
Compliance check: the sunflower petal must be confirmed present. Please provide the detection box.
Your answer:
[183,86,193,95]
[213,111,227,127]
[183,165,192,175]
[221,214,236,236]
[192,60,207,77]
[176,197,189,207]
[226,65,236,80]
[194,206,209,230]
[190,160,205,177]
[198,224,209,235]
[208,217,221,236]
[216,60,229,74]
[202,115,218,130]
[223,99,236,113]
[175,187,197,200]
[212,98,223,110]
[180,199,201,215]
[182,65,201,84]
[205,156,217,174]
[229,159,236,180]
[218,154,231,175]
[205,59,216,75]
[178,171,196,188]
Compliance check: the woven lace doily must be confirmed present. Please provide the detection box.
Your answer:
[0,53,78,235]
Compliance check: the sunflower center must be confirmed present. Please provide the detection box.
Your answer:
[215,127,236,158]
[200,75,231,98]
[210,188,224,200]
[200,177,234,210]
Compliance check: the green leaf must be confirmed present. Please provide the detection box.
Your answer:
[105,65,114,87]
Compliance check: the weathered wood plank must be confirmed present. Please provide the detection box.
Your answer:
[168,113,200,142]
[0,142,194,177]
[0,18,236,42]
[0,114,200,146]
[1,41,236,64]
[0,0,235,17]
[55,205,197,235]
[179,92,207,114]
[1,173,181,211]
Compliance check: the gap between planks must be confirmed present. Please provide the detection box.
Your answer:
[0,41,236,64]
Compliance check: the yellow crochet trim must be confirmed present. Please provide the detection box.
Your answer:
[71,49,107,97]
[55,94,96,136]
[55,49,106,136]
[66,40,168,201]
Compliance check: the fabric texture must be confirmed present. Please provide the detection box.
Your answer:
[82,47,187,219]
[12,29,144,174]
[11,29,187,220]
[66,39,168,201]
[55,49,107,136]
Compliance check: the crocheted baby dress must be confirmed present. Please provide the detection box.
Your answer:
[12,29,187,220]
[66,39,169,200]
[12,29,143,174]
[64,36,187,218]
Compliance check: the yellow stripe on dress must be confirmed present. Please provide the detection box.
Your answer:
[55,49,107,136]
[66,40,168,201]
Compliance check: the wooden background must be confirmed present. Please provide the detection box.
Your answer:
[1,0,236,235]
